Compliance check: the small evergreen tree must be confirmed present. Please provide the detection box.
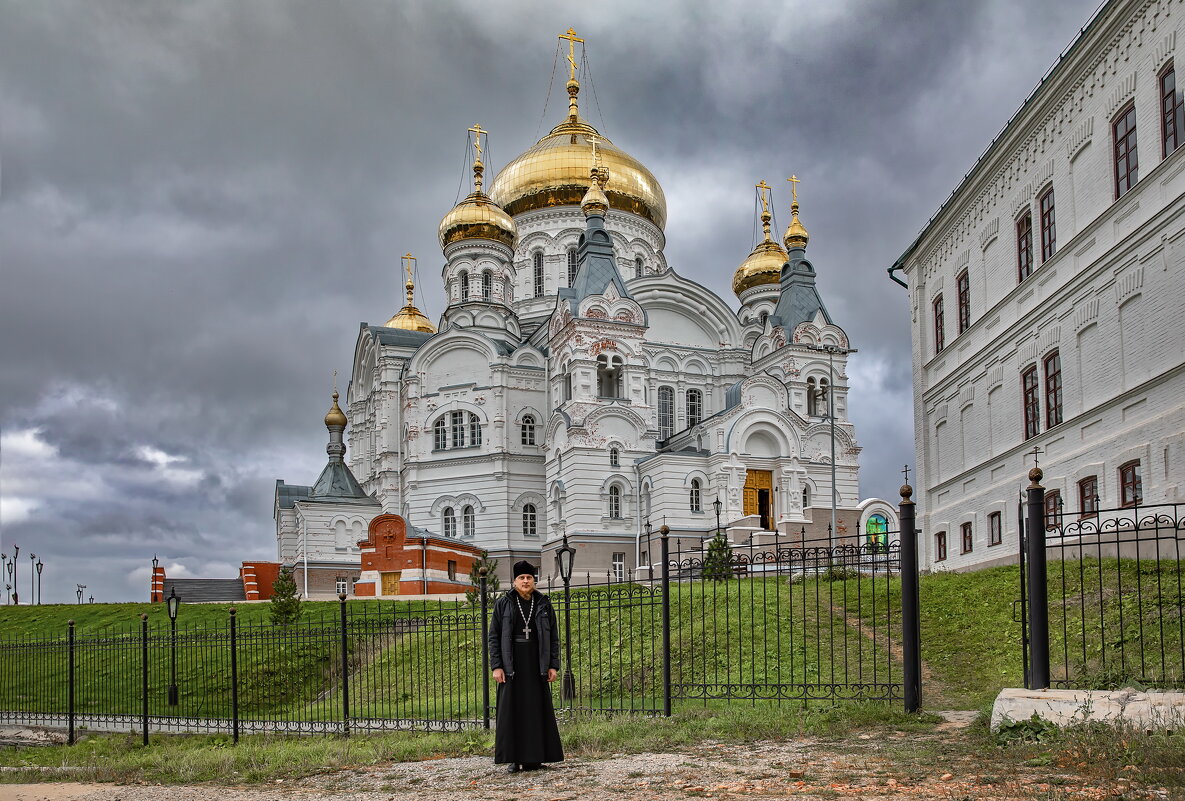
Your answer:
[701,533,733,582]
[270,567,302,626]
[465,551,500,607]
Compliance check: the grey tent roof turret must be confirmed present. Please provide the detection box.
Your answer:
[769,197,833,331]
[310,390,373,503]
[557,161,632,314]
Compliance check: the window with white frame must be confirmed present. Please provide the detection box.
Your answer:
[609,447,619,467]
[802,485,811,508]
[658,386,674,439]
[469,413,482,446]
[567,247,578,284]
[522,504,538,538]
[521,415,536,446]
[451,411,465,448]
[686,389,703,427]
[433,418,447,450]
[462,505,475,538]
[443,507,456,538]
[482,270,492,299]
[336,577,349,596]
[533,251,544,296]
[611,552,625,582]
[608,485,622,519]
[459,270,469,301]
[690,478,702,512]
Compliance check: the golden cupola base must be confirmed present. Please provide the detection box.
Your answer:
[384,254,438,333]
[732,180,788,296]
[439,124,518,249]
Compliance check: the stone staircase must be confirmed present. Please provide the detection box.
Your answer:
[162,578,245,603]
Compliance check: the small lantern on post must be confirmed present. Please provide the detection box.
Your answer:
[556,534,576,702]
[35,559,43,605]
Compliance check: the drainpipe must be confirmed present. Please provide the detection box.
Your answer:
[634,459,643,577]
[421,536,428,595]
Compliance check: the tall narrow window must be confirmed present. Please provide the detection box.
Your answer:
[459,271,469,301]
[521,415,536,446]
[961,522,973,554]
[1044,350,1062,428]
[567,247,578,285]
[935,531,947,562]
[1044,490,1062,531]
[522,504,538,538]
[988,511,1002,546]
[462,505,475,538]
[1022,365,1040,440]
[1016,210,1034,281]
[1119,460,1142,507]
[690,478,702,512]
[443,507,456,538]
[609,448,619,468]
[956,270,971,334]
[451,410,465,448]
[563,370,573,402]
[1039,187,1056,262]
[433,418,447,450]
[933,294,946,353]
[611,552,625,582]
[481,270,492,299]
[819,378,830,417]
[657,386,674,439]
[634,255,644,276]
[533,251,544,297]
[1078,475,1099,517]
[1163,62,1183,158]
[1114,103,1139,198]
[686,389,703,427]
[806,377,818,416]
[597,354,622,398]
[802,485,811,509]
[447,560,457,581]
[469,413,482,446]
[608,485,622,519]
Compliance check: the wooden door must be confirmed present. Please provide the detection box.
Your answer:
[743,470,773,519]
[381,571,401,596]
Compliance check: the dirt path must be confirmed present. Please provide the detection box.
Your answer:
[0,724,1147,801]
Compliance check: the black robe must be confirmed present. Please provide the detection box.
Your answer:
[489,590,563,765]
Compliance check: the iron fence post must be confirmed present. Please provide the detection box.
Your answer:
[229,607,239,744]
[660,524,672,717]
[140,613,149,746]
[1017,497,1030,689]
[339,593,350,737]
[479,569,490,730]
[67,620,75,745]
[899,481,922,713]
[1025,467,1050,689]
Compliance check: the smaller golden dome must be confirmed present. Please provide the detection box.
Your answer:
[385,280,438,333]
[324,390,347,428]
[732,202,788,295]
[581,166,609,216]
[439,155,518,249]
[784,201,809,250]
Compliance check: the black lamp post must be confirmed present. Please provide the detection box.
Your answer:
[35,559,43,605]
[644,519,653,580]
[11,545,17,605]
[76,584,85,605]
[713,497,722,538]
[2,553,10,605]
[166,587,181,705]
[556,534,576,703]
[88,595,94,604]
[28,553,35,607]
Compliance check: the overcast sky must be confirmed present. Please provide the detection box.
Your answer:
[0,0,1103,603]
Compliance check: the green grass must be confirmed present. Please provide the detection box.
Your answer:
[0,703,938,785]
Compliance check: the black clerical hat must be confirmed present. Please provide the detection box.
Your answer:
[513,560,537,578]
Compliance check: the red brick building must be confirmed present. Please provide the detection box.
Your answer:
[354,513,482,596]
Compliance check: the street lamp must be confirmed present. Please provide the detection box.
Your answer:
[35,559,43,605]
[644,519,653,580]
[28,553,35,607]
[556,534,576,703]
[89,595,94,604]
[713,497,722,539]
[166,587,181,705]
[11,545,17,605]
[1,553,9,605]
[76,584,85,605]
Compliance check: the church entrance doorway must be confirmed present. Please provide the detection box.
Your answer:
[743,469,774,531]
[381,571,401,595]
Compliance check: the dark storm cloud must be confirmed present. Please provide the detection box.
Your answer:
[0,0,1101,601]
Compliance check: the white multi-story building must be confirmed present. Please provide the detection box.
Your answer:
[893,0,1185,570]
[276,38,899,586]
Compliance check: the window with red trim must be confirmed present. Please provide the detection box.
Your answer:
[1017,211,1034,281]
[988,511,1002,546]
[935,531,947,562]
[956,270,971,334]
[1022,365,1040,440]
[1044,489,1062,531]
[1114,103,1138,198]
[961,522,973,554]
[1039,187,1056,262]
[1120,461,1142,507]
[933,294,945,353]
[1162,62,1183,157]
[1078,475,1099,517]
[1044,350,1062,428]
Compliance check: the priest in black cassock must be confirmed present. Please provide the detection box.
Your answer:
[489,561,564,772]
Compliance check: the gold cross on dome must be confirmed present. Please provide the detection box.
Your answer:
[901,464,910,484]
[468,123,486,159]
[787,174,801,203]
[559,27,584,81]
[333,369,338,393]
[402,253,416,283]
[756,180,771,213]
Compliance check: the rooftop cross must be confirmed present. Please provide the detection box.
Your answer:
[756,180,771,213]
[559,27,583,81]
[468,123,485,159]
[402,253,417,303]
[787,174,801,204]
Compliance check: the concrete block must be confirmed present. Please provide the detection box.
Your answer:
[991,687,1185,731]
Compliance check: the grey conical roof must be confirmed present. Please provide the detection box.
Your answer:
[769,246,833,330]
[558,211,630,313]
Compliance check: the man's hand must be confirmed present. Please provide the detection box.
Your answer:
[547,668,558,683]
[493,668,506,684]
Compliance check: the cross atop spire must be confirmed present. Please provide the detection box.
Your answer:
[902,464,911,484]
[559,27,583,81]
[1028,446,1043,470]
[787,174,801,204]
[467,124,487,191]
[755,180,773,242]
[402,253,417,304]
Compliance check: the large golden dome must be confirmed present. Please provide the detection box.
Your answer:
[439,154,517,249]
[732,199,787,295]
[489,115,667,229]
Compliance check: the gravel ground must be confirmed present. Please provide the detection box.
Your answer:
[2,721,1168,801]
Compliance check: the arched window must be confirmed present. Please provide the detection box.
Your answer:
[462,505,475,538]
[818,378,830,417]
[533,251,544,297]
[482,270,493,299]
[866,513,888,550]
[608,485,622,519]
[806,378,817,416]
[686,389,703,427]
[433,418,447,450]
[690,478,702,512]
[469,413,482,446]
[450,411,465,448]
[562,364,573,402]
[597,354,623,398]
[443,507,456,538]
[521,415,536,446]
[522,504,538,538]
[634,255,644,275]
[657,386,674,439]
[459,270,469,301]
[609,447,619,468]
[567,247,578,285]
[802,485,811,509]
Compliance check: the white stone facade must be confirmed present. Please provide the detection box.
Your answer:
[896,0,1185,571]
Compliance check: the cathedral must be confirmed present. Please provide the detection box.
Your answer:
[274,32,897,594]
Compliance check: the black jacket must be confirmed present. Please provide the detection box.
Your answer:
[488,589,560,678]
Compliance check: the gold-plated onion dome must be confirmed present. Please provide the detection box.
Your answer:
[784,201,809,250]
[324,390,347,428]
[489,77,666,229]
[732,184,788,295]
[384,280,438,333]
[439,146,518,249]
[581,163,609,217]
